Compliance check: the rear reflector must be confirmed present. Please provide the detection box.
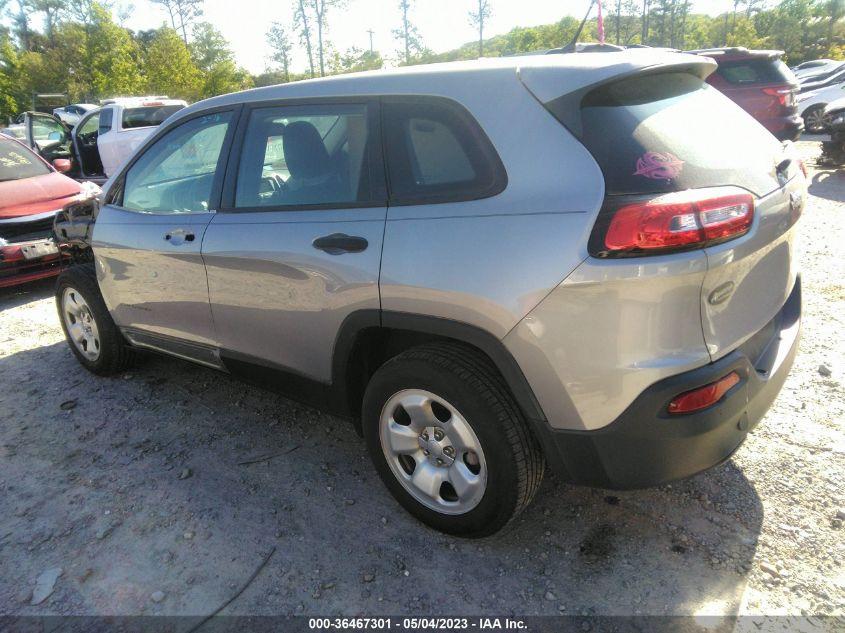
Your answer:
[592,187,755,257]
[762,86,795,108]
[667,371,741,414]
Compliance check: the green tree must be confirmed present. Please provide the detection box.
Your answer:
[329,46,383,73]
[266,22,293,83]
[143,26,200,99]
[468,0,492,57]
[191,22,251,97]
[394,0,426,65]
[150,0,204,45]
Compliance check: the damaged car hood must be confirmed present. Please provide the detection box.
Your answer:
[0,172,82,219]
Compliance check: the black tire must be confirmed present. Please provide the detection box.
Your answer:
[803,104,830,134]
[362,342,544,537]
[55,264,135,376]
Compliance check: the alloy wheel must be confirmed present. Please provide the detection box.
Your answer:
[379,389,487,515]
[62,287,101,361]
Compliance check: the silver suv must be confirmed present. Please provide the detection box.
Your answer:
[54,50,804,536]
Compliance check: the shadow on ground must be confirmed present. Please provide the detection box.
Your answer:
[809,170,845,203]
[0,278,56,313]
[0,339,764,618]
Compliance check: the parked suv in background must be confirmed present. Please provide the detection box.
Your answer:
[54,50,804,536]
[690,47,803,140]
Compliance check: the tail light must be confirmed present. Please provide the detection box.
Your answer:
[668,371,741,414]
[590,187,755,258]
[762,86,795,109]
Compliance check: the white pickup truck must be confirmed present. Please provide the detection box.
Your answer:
[15,97,187,183]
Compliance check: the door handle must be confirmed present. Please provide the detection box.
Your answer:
[164,230,195,244]
[312,233,368,255]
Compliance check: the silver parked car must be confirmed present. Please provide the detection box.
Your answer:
[54,50,804,536]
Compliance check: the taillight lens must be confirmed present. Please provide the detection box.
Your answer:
[762,86,795,108]
[668,371,741,414]
[591,188,755,257]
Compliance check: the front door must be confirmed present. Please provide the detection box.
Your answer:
[93,109,237,366]
[202,100,386,383]
[24,112,71,165]
[71,109,105,179]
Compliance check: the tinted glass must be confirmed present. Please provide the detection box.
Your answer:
[716,58,793,85]
[382,98,504,203]
[0,139,50,181]
[235,104,371,208]
[98,108,113,135]
[580,72,782,197]
[123,112,231,214]
[122,105,184,129]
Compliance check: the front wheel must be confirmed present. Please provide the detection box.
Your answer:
[362,343,544,537]
[56,264,134,375]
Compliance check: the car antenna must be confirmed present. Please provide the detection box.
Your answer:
[564,0,596,53]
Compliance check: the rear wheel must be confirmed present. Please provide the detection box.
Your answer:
[56,264,134,375]
[362,343,544,537]
[804,104,832,133]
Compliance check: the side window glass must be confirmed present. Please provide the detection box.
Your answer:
[382,98,504,204]
[98,109,113,135]
[234,104,371,208]
[122,111,232,214]
[31,116,67,146]
[79,113,100,137]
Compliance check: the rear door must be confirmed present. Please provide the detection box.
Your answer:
[202,99,386,383]
[94,109,238,365]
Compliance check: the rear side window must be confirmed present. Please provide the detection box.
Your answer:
[122,105,184,129]
[580,72,782,197]
[715,58,793,85]
[382,97,505,205]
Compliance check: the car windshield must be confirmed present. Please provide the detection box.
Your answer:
[0,139,50,182]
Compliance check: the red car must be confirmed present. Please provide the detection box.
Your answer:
[690,47,804,141]
[0,136,91,288]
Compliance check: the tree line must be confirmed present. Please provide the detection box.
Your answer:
[1,0,843,122]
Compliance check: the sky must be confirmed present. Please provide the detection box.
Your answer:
[47,0,740,75]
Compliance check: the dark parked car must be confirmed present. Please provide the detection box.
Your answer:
[690,47,803,141]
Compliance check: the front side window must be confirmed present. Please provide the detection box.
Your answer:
[235,104,372,208]
[78,112,101,137]
[382,97,505,204]
[122,111,232,214]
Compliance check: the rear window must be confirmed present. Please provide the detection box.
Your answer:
[382,97,506,205]
[580,72,782,197]
[121,105,184,129]
[0,139,50,181]
[715,58,793,85]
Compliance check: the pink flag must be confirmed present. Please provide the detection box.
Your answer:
[597,0,605,45]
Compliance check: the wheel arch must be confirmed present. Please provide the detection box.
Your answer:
[332,311,548,433]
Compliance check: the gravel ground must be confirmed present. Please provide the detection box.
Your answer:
[0,139,842,623]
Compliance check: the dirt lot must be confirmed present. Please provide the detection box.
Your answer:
[0,138,843,623]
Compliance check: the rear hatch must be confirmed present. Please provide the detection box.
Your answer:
[523,64,803,361]
[706,53,799,132]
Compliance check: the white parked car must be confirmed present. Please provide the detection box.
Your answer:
[798,82,845,132]
[792,59,837,78]
[95,98,187,177]
[53,103,99,126]
[15,97,187,183]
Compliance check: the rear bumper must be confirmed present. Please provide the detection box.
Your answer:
[540,276,801,489]
[768,114,804,141]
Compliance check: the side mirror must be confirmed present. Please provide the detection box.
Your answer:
[53,158,72,173]
[47,131,62,141]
